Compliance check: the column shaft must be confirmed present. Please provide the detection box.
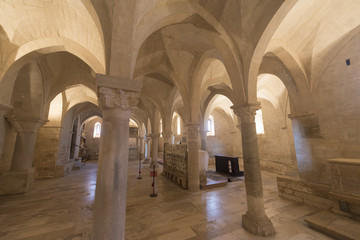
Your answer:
[150,134,159,167]
[11,132,38,170]
[144,137,151,163]
[232,104,275,236]
[186,124,200,192]
[93,108,130,240]
[92,77,141,240]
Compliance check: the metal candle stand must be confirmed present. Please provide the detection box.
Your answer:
[149,165,158,197]
[137,158,142,179]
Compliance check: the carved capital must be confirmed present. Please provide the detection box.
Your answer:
[162,132,172,139]
[5,115,48,133]
[98,87,139,110]
[149,133,160,139]
[231,103,261,124]
[185,123,200,140]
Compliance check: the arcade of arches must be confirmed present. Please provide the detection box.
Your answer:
[1,1,360,239]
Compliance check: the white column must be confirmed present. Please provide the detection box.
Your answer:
[150,133,159,168]
[232,104,275,236]
[186,123,200,192]
[92,75,141,240]
[143,136,151,164]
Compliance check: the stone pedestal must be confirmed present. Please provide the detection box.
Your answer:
[232,104,275,236]
[198,150,209,184]
[150,133,160,168]
[92,75,141,240]
[186,123,200,192]
[0,168,35,195]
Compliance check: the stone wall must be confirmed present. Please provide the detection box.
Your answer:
[206,110,242,158]
[83,117,101,160]
[277,176,334,209]
[258,100,298,176]
[292,31,360,185]
[33,126,61,178]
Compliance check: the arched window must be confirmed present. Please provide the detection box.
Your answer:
[160,119,163,137]
[207,115,215,136]
[177,116,181,135]
[255,110,265,135]
[93,122,101,138]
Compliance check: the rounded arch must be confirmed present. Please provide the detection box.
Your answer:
[247,0,299,104]
[203,94,236,131]
[0,43,103,106]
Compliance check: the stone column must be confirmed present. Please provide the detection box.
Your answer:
[0,103,11,163]
[143,135,151,164]
[73,117,81,159]
[200,130,207,150]
[162,131,172,144]
[92,75,141,240]
[232,104,275,236]
[6,116,47,171]
[150,133,160,168]
[186,123,200,192]
[139,136,144,160]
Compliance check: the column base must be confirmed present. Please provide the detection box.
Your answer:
[188,183,200,192]
[0,168,35,196]
[242,212,275,236]
[150,161,159,168]
[143,158,150,164]
[55,161,75,177]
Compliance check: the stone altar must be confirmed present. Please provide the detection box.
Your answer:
[328,158,360,217]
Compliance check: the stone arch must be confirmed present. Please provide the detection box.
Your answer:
[247,0,299,104]
[259,48,314,115]
[0,42,104,106]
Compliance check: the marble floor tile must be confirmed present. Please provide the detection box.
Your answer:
[0,160,333,239]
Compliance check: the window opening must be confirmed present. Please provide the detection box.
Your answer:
[255,110,265,134]
[93,122,101,138]
[177,117,181,135]
[207,115,215,136]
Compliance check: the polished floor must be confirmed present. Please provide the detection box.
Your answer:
[0,161,332,240]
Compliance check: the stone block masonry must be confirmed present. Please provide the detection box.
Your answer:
[277,176,335,209]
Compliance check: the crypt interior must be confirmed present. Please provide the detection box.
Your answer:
[1,0,360,239]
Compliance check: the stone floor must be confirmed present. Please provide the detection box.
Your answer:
[0,160,332,240]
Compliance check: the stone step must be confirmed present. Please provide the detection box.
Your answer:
[200,177,228,190]
[304,210,360,240]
